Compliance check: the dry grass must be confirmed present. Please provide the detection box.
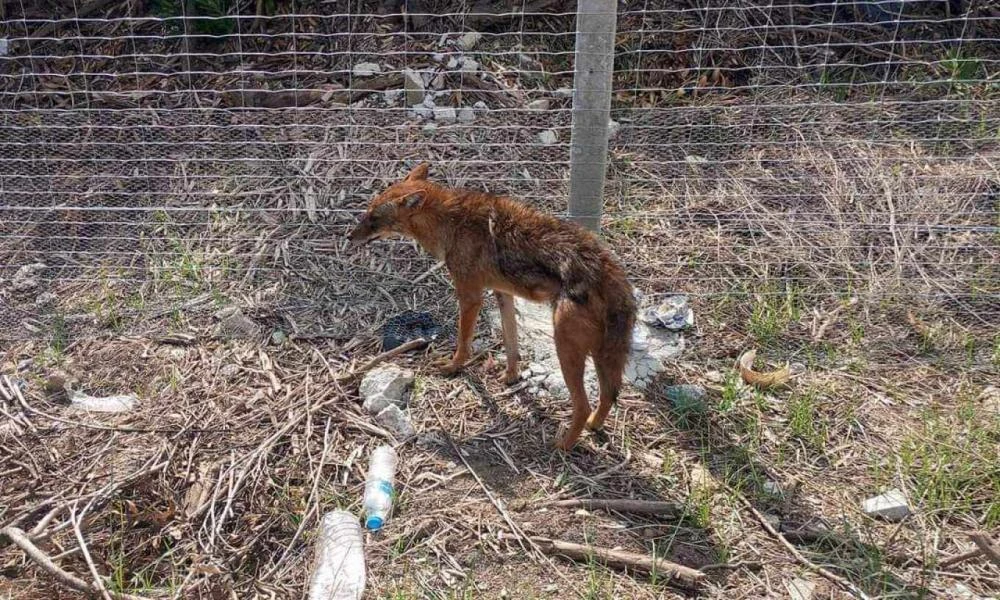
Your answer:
[2,2,1000,599]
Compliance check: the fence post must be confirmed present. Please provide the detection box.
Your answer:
[567,0,617,233]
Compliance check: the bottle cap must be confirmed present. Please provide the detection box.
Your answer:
[365,515,384,531]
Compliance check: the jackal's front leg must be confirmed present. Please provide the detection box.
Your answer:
[439,286,483,376]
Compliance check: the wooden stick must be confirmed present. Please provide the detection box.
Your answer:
[969,532,1000,567]
[0,527,154,600]
[529,536,705,589]
[546,498,682,517]
[730,485,873,600]
[336,337,428,383]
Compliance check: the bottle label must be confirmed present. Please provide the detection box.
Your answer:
[376,480,393,497]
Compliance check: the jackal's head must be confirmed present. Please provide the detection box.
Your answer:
[348,162,430,247]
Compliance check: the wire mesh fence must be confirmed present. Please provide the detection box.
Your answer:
[0,1,997,371]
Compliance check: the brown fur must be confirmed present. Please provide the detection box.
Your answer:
[348,163,636,451]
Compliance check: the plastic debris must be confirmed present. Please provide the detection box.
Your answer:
[363,446,398,531]
[308,511,366,600]
[381,310,440,351]
[69,390,138,413]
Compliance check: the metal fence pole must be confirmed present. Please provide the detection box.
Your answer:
[567,0,617,233]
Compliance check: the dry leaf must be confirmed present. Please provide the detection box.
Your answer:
[737,349,791,388]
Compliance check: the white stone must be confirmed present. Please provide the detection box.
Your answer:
[446,57,460,70]
[403,68,425,106]
[432,52,445,62]
[460,57,478,73]
[457,107,475,123]
[70,391,138,413]
[410,104,432,119]
[433,107,457,123]
[473,100,488,111]
[429,73,445,90]
[528,363,548,376]
[763,480,782,495]
[862,488,911,521]
[422,95,436,108]
[527,99,550,111]
[537,129,558,145]
[360,365,414,415]
[459,32,483,50]
[352,62,381,77]
[554,87,573,98]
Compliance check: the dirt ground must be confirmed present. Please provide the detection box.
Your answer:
[2,2,999,599]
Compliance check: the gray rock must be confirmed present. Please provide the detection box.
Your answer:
[270,330,287,346]
[375,404,415,438]
[527,99,550,111]
[460,57,478,73]
[433,106,457,123]
[785,578,815,600]
[422,123,438,133]
[11,263,46,292]
[537,129,558,145]
[473,100,488,111]
[432,52,445,62]
[360,365,414,414]
[410,104,432,119]
[383,89,402,105]
[429,73,445,90]
[457,107,475,123]
[554,87,574,98]
[35,291,57,306]
[352,62,381,77]
[219,363,240,378]
[459,31,483,50]
[403,68,425,106]
[446,57,460,70]
[862,489,911,521]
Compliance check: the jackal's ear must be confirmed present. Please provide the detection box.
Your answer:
[398,191,423,209]
[403,162,430,182]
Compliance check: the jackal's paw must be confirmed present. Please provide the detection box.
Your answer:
[554,436,578,452]
[584,415,604,432]
[503,369,520,386]
[434,358,465,377]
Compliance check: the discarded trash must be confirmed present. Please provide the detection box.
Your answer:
[737,349,794,388]
[363,445,398,531]
[640,295,694,331]
[308,510,366,600]
[381,311,439,351]
[862,488,911,521]
[69,390,138,413]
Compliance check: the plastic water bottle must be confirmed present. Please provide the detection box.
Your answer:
[307,511,366,600]
[362,445,398,531]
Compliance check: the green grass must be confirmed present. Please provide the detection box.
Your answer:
[900,395,1000,527]
[748,284,803,346]
[786,388,828,450]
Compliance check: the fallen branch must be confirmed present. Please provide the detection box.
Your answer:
[546,498,682,517]
[969,532,1000,567]
[939,532,1000,568]
[0,527,155,600]
[730,486,872,600]
[336,337,428,384]
[529,536,705,590]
